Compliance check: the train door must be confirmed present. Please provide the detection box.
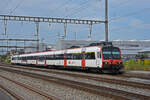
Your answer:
[36,56,38,65]
[26,56,27,64]
[64,51,67,67]
[44,56,47,67]
[96,49,102,68]
[81,48,86,68]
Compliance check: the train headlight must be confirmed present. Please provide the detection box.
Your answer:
[117,62,120,64]
[117,62,123,64]
[103,61,108,64]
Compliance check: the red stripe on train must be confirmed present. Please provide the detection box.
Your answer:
[82,53,85,68]
[64,53,67,67]
[64,58,67,67]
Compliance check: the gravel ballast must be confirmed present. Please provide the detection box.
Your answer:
[0,70,111,100]
[2,67,150,97]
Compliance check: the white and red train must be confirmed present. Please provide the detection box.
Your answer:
[11,45,124,72]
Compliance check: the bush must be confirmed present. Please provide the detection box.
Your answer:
[124,59,150,71]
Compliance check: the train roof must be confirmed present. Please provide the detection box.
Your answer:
[12,46,103,57]
[85,42,113,47]
[12,41,115,57]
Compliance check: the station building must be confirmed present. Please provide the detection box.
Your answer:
[19,40,150,59]
[56,40,150,59]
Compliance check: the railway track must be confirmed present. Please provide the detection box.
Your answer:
[0,70,60,100]
[1,64,150,90]
[1,63,150,80]
[0,65,149,100]
[120,72,150,80]
[0,83,24,100]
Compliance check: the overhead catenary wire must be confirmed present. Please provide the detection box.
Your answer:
[66,0,103,19]
[65,0,91,17]
[66,4,90,18]
[8,0,25,15]
[49,0,72,15]
[0,0,11,13]
[110,0,131,9]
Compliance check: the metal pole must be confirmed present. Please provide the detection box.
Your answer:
[89,24,92,40]
[35,22,39,51]
[105,0,108,42]
[75,32,77,40]
[4,20,7,35]
[64,23,67,39]
[57,32,60,40]
[16,40,17,53]
[6,32,8,53]
[24,40,26,53]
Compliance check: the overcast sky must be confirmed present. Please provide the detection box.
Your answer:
[0,0,150,44]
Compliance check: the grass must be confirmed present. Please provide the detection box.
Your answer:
[124,59,150,71]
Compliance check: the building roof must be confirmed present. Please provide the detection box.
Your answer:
[139,48,150,53]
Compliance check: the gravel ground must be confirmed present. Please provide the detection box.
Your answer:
[0,88,13,100]
[3,66,150,97]
[125,70,150,74]
[4,65,150,84]
[127,77,150,84]
[0,70,111,100]
[0,76,48,100]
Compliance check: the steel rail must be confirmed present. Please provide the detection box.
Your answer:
[0,74,60,100]
[0,83,24,100]
[0,66,149,100]
[2,64,150,90]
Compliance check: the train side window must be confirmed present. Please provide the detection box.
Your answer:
[55,54,64,60]
[91,53,95,59]
[27,56,32,60]
[60,54,64,59]
[39,56,44,61]
[46,55,50,60]
[33,56,36,60]
[85,52,95,59]
[67,54,72,59]
[75,53,82,59]
[72,53,78,59]
[22,57,26,61]
[46,55,55,60]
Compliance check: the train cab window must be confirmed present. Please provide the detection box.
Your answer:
[102,47,121,59]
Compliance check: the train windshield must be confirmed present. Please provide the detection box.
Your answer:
[102,47,121,59]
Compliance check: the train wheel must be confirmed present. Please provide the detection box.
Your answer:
[85,68,91,73]
[96,69,104,74]
[111,69,120,74]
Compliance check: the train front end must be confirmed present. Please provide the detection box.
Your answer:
[101,46,124,72]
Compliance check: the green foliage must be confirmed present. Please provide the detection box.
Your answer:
[0,54,11,64]
[136,54,149,59]
[124,59,150,71]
